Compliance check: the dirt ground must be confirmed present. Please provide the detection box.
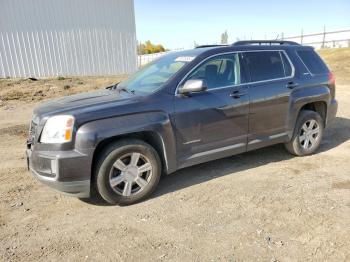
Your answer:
[0,50,350,261]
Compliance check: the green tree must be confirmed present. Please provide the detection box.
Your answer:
[221,31,229,44]
[138,40,166,55]
[154,44,165,53]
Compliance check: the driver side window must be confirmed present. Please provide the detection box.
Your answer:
[187,53,242,89]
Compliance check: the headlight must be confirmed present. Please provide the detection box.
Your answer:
[40,115,75,144]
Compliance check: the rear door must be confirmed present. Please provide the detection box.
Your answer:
[241,50,296,150]
[173,53,249,167]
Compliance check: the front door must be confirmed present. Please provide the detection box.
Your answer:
[172,53,249,168]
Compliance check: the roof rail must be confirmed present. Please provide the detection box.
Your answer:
[232,40,300,46]
[195,44,228,49]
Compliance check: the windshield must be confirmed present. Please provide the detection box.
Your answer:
[118,53,195,94]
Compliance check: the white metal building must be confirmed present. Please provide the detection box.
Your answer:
[0,0,137,78]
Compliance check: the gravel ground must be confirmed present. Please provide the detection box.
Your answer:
[0,79,349,261]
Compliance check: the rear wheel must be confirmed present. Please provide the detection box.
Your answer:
[284,110,324,156]
[94,139,161,205]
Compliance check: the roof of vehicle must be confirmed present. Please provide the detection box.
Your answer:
[159,41,313,63]
[206,41,311,52]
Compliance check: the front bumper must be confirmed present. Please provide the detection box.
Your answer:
[26,148,92,198]
[326,99,338,125]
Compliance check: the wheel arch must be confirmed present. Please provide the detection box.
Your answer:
[299,101,327,126]
[288,85,330,138]
[91,131,170,181]
[288,100,327,140]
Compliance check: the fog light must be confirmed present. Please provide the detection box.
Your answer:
[51,159,58,175]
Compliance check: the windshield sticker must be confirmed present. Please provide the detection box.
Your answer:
[175,56,195,62]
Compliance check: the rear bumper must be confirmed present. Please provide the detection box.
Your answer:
[327,99,338,125]
[26,148,92,198]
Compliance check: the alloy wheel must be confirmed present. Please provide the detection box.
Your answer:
[109,152,153,196]
[299,119,320,150]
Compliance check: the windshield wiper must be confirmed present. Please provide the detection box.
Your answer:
[117,87,135,94]
[106,82,119,90]
[106,82,135,94]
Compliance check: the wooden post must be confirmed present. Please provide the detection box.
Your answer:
[300,29,303,44]
[322,26,326,49]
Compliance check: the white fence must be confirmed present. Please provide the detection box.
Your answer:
[280,29,350,49]
[136,29,350,69]
[137,50,184,68]
[138,52,168,67]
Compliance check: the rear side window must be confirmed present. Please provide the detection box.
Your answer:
[296,50,329,74]
[243,51,289,82]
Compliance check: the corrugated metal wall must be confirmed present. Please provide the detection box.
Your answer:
[0,0,137,78]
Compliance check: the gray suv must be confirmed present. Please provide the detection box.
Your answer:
[26,40,338,205]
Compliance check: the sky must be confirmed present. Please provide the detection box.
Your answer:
[134,0,350,49]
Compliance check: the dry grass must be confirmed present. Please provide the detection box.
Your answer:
[317,48,350,84]
[0,76,126,103]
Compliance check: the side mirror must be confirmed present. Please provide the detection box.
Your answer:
[178,79,207,95]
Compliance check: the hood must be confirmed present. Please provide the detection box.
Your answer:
[34,89,137,117]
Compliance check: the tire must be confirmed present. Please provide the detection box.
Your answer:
[284,110,324,156]
[94,139,161,205]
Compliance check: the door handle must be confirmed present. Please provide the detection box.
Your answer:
[286,82,298,89]
[230,90,246,99]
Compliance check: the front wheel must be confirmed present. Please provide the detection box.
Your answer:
[284,110,324,156]
[94,139,161,205]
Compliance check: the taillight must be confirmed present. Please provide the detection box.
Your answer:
[329,72,335,86]
[329,72,336,99]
